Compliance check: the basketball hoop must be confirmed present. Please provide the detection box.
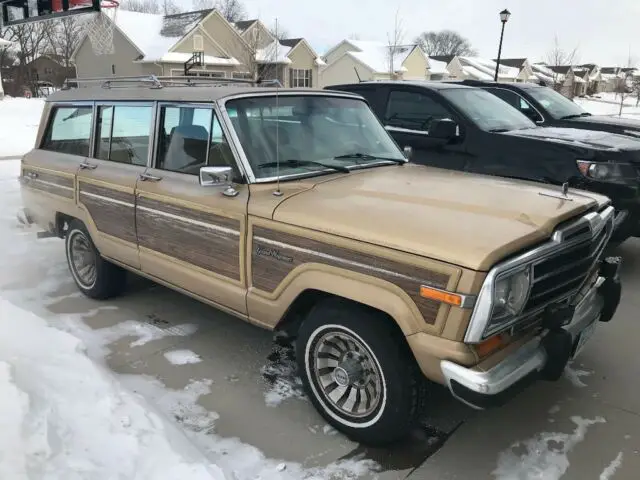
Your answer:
[50,0,120,55]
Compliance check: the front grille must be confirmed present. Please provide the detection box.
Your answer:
[523,212,611,316]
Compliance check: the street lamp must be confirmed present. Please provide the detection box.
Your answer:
[494,8,511,81]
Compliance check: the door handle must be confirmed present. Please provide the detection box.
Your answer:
[139,172,162,182]
[79,161,97,170]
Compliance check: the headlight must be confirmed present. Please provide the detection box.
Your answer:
[576,160,637,182]
[488,267,532,331]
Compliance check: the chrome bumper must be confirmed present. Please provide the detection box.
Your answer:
[440,276,605,409]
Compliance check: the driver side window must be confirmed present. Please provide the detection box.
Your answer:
[384,90,452,132]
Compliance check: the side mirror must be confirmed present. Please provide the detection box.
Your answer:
[428,118,458,140]
[199,166,239,197]
[403,146,413,160]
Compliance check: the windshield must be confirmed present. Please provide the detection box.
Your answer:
[527,86,587,119]
[440,88,536,132]
[224,95,405,180]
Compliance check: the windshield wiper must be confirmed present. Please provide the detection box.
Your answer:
[257,159,351,173]
[560,112,592,119]
[488,128,511,133]
[333,152,405,164]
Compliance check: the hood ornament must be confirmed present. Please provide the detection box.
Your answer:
[539,182,574,201]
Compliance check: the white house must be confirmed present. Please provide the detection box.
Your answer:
[428,55,520,82]
[320,39,429,87]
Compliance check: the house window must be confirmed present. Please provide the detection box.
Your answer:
[232,72,253,80]
[193,34,204,52]
[44,67,53,75]
[289,68,312,88]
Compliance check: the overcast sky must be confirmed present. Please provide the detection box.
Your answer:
[232,0,639,66]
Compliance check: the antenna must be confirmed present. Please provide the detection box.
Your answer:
[354,66,362,82]
[273,17,283,197]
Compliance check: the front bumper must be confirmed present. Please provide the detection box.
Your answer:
[441,257,622,410]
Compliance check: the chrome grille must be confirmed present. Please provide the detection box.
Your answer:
[524,210,612,315]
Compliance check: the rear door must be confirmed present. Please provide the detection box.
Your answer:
[134,103,249,316]
[76,102,154,269]
[382,87,469,170]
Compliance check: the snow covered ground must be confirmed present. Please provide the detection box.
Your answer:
[0,98,44,158]
[575,95,640,118]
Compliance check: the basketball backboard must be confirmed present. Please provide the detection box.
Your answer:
[0,0,100,27]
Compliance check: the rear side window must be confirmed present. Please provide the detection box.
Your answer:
[95,105,152,166]
[41,106,93,156]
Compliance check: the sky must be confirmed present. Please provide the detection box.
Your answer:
[214,0,639,66]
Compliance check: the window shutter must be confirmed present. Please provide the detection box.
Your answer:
[289,68,294,88]
[308,69,312,88]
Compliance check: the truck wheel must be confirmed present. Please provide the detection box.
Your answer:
[296,298,424,446]
[65,220,126,300]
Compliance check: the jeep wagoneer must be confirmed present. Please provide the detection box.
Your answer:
[19,76,622,445]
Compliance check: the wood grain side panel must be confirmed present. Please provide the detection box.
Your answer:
[81,196,136,243]
[80,182,133,204]
[22,170,74,199]
[251,226,449,324]
[138,197,240,230]
[136,200,242,281]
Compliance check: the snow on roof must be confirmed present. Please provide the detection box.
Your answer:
[136,52,240,66]
[315,57,326,66]
[345,40,417,73]
[256,41,292,64]
[114,10,178,61]
[459,57,519,80]
[427,58,449,74]
[531,63,556,83]
[0,38,12,47]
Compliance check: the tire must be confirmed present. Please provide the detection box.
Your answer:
[65,220,127,300]
[296,298,425,446]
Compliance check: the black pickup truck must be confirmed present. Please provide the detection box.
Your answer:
[326,81,640,244]
[452,79,640,137]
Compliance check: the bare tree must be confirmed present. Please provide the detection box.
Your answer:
[545,35,579,91]
[120,0,161,13]
[1,22,51,94]
[386,9,404,79]
[268,22,289,41]
[192,0,246,21]
[45,17,83,67]
[414,30,475,57]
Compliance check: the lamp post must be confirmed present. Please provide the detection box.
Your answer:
[494,8,511,81]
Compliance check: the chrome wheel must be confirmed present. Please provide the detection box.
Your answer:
[310,329,384,419]
[68,230,97,289]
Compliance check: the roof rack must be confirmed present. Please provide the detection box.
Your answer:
[61,75,283,90]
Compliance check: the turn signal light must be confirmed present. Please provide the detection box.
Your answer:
[419,286,463,306]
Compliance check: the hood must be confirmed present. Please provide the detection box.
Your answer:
[272,164,607,271]
[502,126,640,152]
[570,114,640,132]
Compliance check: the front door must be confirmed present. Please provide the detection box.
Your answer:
[77,102,154,269]
[382,88,468,171]
[134,103,249,315]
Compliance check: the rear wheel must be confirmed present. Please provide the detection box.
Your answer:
[65,220,126,299]
[296,298,424,446]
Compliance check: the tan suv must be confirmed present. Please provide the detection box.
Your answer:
[19,76,622,446]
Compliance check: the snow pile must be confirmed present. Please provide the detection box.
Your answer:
[0,98,45,158]
[0,298,226,479]
[599,452,623,480]
[165,349,203,365]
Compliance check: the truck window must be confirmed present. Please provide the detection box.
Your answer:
[384,90,452,132]
[41,106,93,157]
[95,105,152,166]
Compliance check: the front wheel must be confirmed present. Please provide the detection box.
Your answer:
[65,220,127,299]
[296,298,425,446]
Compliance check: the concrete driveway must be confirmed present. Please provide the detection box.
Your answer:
[1,159,638,479]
